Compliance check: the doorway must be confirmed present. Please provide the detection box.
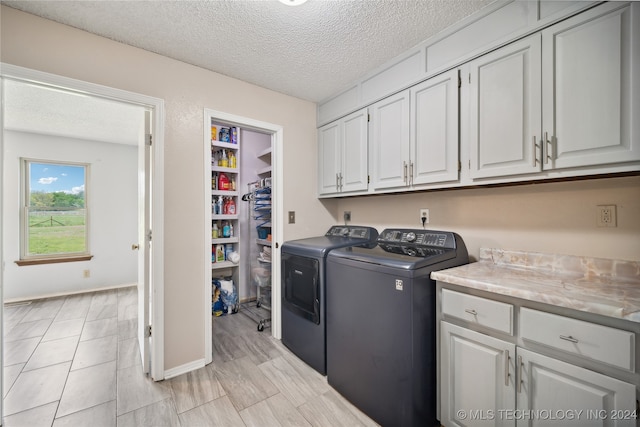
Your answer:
[0,65,165,415]
[203,109,283,364]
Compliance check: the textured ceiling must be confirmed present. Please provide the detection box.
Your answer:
[3,79,146,145]
[2,0,496,103]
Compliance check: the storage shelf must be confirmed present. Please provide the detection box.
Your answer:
[211,165,239,174]
[256,238,272,246]
[211,261,237,270]
[212,214,238,220]
[211,190,239,196]
[212,237,239,244]
[257,166,272,175]
[211,140,239,150]
[257,147,272,158]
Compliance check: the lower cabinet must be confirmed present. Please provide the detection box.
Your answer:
[441,321,515,427]
[441,321,636,427]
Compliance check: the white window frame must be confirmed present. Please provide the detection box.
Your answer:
[20,158,91,264]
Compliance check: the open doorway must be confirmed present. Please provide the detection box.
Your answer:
[0,65,166,418]
[203,109,283,365]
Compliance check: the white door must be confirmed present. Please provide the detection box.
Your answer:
[469,35,542,179]
[137,110,152,374]
[317,121,341,195]
[517,348,636,427]
[441,322,516,427]
[542,2,640,169]
[370,89,411,190]
[411,69,460,186]
[341,108,369,193]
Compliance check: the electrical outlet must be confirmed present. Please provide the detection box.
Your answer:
[344,211,351,222]
[83,269,90,278]
[288,211,295,224]
[420,208,429,225]
[597,205,616,227]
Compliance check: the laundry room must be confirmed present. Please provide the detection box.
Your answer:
[2,1,639,426]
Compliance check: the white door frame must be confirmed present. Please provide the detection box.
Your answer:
[0,63,165,381]
[203,109,283,365]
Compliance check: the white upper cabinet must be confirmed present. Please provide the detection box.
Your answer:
[371,69,460,191]
[469,35,542,179]
[370,90,411,190]
[469,2,639,181]
[411,69,460,186]
[318,108,368,196]
[541,2,640,169]
[318,120,341,195]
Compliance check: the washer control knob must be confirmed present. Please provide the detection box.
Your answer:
[406,232,417,242]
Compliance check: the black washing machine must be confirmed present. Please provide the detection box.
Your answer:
[281,225,379,375]
[326,228,468,427]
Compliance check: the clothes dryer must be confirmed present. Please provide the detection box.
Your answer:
[281,225,378,375]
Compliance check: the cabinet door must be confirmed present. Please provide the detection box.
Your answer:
[317,120,341,195]
[469,35,542,179]
[441,322,516,427]
[542,3,640,169]
[517,348,636,427]
[341,108,369,193]
[411,69,459,186]
[370,89,411,189]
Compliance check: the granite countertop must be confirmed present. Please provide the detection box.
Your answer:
[431,248,640,323]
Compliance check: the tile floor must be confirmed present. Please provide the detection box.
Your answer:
[3,287,378,426]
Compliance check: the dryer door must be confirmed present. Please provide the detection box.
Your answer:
[282,253,320,324]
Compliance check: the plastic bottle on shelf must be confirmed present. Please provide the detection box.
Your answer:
[216,196,223,214]
[229,151,236,169]
[222,221,231,238]
[216,244,225,262]
[218,172,230,191]
[229,223,234,237]
[220,149,228,168]
[231,127,238,144]
[227,198,236,215]
[212,222,219,238]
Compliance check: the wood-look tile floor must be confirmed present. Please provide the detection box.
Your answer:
[3,287,378,426]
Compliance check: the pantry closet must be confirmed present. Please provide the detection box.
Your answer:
[206,109,275,360]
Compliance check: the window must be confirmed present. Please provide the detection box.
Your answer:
[19,159,91,265]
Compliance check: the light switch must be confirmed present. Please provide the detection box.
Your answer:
[288,211,295,224]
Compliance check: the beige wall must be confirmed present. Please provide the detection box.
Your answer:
[1,6,334,371]
[333,176,640,262]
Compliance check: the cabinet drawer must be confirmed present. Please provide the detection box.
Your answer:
[441,289,513,335]
[520,308,635,371]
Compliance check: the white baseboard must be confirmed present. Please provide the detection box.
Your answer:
[3,282,137,304]
[163,358,206,380]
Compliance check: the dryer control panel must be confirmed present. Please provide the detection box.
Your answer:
[377,228,457,257]
[325,225,378,240]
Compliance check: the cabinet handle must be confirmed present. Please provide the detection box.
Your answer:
[339,173,343,191]
[403,161,408,184]
[559,335,579,344]
[533,136,540,166]
[336,173,339,191]
[544,132,554,164]
[409,162,414,186]
[464,308,477,316]
[517,355,523,393]
[505,350,510,387]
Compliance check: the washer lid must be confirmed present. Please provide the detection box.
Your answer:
[327,245,458,270]
[281,225,378,258]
